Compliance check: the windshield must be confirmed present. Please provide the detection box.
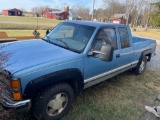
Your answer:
[44,22,96,53]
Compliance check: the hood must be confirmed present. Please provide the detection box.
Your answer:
[1,39,82,74]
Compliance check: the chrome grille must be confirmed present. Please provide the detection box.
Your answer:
[0,81,12,99]
[0,74,10,86]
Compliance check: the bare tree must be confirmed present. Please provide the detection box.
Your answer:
[132,0,144,27]
[124,0,137,25]
[38,6,46,17]
[31,6,49,17]
[71,5,91,20]
[31,7,39,16]
[142,0,158,30]
[102,0,127,21]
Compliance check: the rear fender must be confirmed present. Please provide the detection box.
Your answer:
[142,49,152,61]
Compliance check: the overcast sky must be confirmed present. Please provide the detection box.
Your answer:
[0,0,103,12]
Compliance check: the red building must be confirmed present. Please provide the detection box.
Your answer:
[110,14,126,24]
[2,8,23,16]
[43,8,69,20]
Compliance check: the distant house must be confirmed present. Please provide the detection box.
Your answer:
[43,8,69,20]
[110,14,126,24]
[69,10,81,20]
[2,8,23,16]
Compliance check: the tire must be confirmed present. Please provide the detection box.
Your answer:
[133,55,147,75]
[33,83,74,120]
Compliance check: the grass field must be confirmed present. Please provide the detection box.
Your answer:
[0,16,61,24]
[132,28,160,40]
[0,23,54,30]
[0,30,46,38]
[0,16,61,30]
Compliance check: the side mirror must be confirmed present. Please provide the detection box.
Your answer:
[88,44,114,62]
[99,44,114,62]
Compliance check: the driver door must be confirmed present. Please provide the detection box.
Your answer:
[84,27,120,82]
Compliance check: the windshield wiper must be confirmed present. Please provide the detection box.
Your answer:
[56,38,70,50]
[42,36,50,42]
[46,36,51,42]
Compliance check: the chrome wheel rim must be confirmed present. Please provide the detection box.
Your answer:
[139,61,145,72]
[46,93,68,116]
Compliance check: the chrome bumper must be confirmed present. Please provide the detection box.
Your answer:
[0,92,30,108]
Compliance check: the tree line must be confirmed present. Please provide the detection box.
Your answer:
[29,0,160,27]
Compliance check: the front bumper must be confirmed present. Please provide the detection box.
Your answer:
[0,93,31,112]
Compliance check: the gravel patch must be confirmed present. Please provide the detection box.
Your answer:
[147,40,160,71]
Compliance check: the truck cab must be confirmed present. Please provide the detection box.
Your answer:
[0,21,156,120]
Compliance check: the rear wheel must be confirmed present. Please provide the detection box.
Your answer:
[33,83,74,120]
[134,56,147,75]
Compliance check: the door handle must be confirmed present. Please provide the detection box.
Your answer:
[116,54,120,58]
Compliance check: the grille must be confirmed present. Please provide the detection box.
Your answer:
[0,81,12,99]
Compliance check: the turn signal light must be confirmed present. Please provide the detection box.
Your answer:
[10,80,20,88]
[12,92,22,100]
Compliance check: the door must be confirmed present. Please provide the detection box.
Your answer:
[84,27,120,81]
[117,27,134,67]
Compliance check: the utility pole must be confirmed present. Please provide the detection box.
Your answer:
[37,16,38,29]
[92,0,95,21]
[36,8,38,29]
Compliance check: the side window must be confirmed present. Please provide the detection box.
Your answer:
[118,27,130,48]
[92,28,117,51]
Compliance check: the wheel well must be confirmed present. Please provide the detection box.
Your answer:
[62,79,79,95]
[24,69,84,100]
[34,79,80,99]
[145,53,151,61]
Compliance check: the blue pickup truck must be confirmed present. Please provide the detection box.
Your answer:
[0,21,156,120]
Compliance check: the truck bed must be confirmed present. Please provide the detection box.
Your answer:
[133,36,155,43]
[132,36,156,61]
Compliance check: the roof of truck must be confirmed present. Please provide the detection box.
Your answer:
[64,20,127,28]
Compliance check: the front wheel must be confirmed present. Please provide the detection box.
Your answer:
[33,83,74,120]
[133,56,147,75]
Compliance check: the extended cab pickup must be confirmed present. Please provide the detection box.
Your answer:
[0,21,156,120]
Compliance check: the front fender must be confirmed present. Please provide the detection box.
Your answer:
[23,68,84,99]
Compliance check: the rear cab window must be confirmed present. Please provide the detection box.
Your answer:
[118,27,130,49]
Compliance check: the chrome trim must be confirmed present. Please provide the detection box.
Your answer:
[0,92,30,108]
[120,51,133,56]
[84,60,139,84]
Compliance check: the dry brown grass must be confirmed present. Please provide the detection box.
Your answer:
[132,28,160,40]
